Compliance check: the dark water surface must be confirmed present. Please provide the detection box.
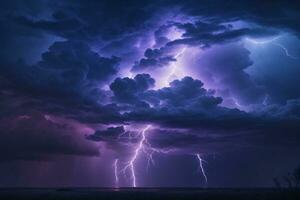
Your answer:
[0,188,299,200]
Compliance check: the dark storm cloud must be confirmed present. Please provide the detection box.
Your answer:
[1,0,300,162]
[131,24,182,72]
[108,74,298,132]
[254,98,300,120]
[173,0,300,37]
[131,47,177,72]
[111,75,246,130]
[168,24,277,47]
[86,125,257,155]
[86,125,146,160]
[144,128,262,154]
[0,0,160,69]
[86,126,125,142]
[107,75,300,152]
[153,24,175,47]
[151,77,222,108]
[33,1,300,39]
[2,40,119,103]
[87,113,300,156]
[0,112,99,161]
[110,75,224,114]
[174,21,230,36]
[9,0,156,41]
[131,22,276,72]
[13,15,82,34]
[0,1,49,63]
[88,75,268,154]
[2,0,299,61]
[0,83,122,128]
[0,37,123,145]
[0,88,104,162]
[110,74,155,103]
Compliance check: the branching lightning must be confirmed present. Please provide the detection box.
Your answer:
[113,125,211,187]
[196,154,208,185]
[117,125,152,187]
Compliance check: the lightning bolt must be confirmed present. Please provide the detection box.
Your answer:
[169,47,187,76]
[121,125,152,187]
[113,159,119,188]
[196,154,208,185]
[158,47,187,88]
[113,126,210,187]
[245,37,299,60]
[169,47,186,74]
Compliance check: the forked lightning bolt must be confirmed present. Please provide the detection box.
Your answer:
[113,126,209,187]
[120,125,152,187]
[196,154,208,185]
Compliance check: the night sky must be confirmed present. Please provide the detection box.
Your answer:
[1,0,300,188]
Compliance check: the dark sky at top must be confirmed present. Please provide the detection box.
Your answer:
[0,0,300,187]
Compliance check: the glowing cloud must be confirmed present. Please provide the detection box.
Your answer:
[245,37,300,60]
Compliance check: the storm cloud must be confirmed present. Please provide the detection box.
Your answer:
[0,0,300,187]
